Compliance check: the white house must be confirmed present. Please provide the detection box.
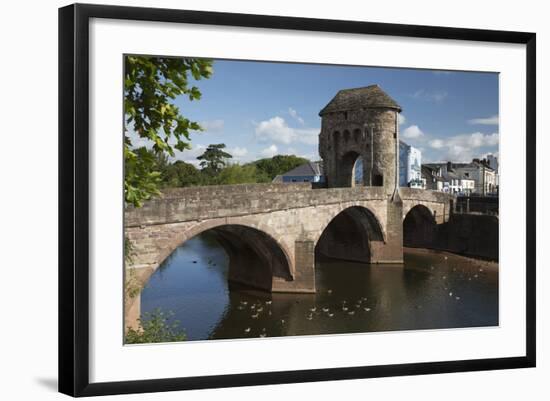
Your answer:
[486,154,499,191]
[421,164,445,191]
[399,141,423,188]
[272,161,325,184]
[452,160,497,195]
[423,162,476,195]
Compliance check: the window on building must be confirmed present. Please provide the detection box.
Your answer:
[373,174,383,186]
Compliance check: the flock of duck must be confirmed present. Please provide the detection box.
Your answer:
[436,264,487,302]
[235,260,490,338]
[237,292,376,337]
[304,297,372,321]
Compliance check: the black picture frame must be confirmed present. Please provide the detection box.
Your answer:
[58,3,536,397]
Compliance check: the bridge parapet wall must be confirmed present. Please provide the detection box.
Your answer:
[125,184,387,227]
[159,182,313,199]
[400,188,454,223]
[400,188,454,203]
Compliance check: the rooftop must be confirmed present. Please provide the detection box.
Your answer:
[424,161,495,172]
[319,84,402,116]
[280,161,324,177]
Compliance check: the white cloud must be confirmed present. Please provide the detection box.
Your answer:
[174,144,207,166]
[179,144,252,165]
[428,132,499,162]
[412,89,448,103]
[127,128,198,155]
[281,147,315,160]
[199,119,224,132]
[430,132,499,150]
[480,151,499,159]
[398,114,406,125]
[285,147,298,155]
[402,125,424,139]
[260,144,278,158]
[288,108,305,125]
[229,146,248,158]
[297,131,320,145]
[256,117,293,144]
[468,115,499,125]
[429,139,444,149]
[255,116,319,145]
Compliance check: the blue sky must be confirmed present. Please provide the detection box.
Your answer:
[168,59,499,165]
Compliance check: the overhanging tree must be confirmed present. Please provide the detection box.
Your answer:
[124,56,213,207]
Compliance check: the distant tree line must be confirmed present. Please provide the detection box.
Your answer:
[150,143,309,188]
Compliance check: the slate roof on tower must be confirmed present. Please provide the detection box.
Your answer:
[319,84,402,116]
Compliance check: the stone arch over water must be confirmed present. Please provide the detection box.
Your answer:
[315,205,385,263]
[157,223,293,292]
[403,204,436,248]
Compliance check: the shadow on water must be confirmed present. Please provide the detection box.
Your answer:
[140,233,498,341]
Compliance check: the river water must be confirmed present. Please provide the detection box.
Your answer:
[141,232,498,341]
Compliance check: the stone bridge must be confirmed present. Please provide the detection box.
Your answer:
[125,183,453,328]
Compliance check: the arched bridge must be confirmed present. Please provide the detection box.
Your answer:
[125,183,452,315]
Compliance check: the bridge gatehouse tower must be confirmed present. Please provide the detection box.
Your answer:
[319,85,402,195]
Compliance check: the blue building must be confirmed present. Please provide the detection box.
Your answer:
[273,161,325,183]
[399,141,423,188]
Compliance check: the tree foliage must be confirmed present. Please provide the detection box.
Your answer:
[252,155,310,180]
[197,143,232,175]
[162,160,202,188]
[215,164,268,185]
[124,56,213,207]
[151,148,311,188]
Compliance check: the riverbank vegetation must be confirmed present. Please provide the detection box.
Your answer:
[125,309,187,344]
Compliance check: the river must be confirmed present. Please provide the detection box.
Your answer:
[141,232,498,341]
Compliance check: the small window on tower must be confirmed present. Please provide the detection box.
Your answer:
[373,174,383,186]
[344,111,348,120]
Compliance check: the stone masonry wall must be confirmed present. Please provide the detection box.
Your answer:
[319,109,399,193]
[434,214,499,260]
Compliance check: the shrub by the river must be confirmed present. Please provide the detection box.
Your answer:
[125,309,186,344]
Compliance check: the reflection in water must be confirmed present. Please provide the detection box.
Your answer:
[141,232,498,341]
